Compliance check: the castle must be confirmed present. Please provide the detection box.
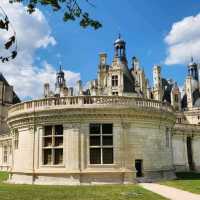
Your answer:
[0,36,199,184]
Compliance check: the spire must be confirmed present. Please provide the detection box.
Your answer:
[55,65,66,94]
[188,57,198,81]
[191,56,194,63]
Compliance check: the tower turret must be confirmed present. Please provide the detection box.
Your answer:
[110,35,135,95]
[188,57,198,81]
[153,65,163,101]
[55,66,66,95]
[97,53,109,95]
[171,82,181,111]
[132,56,140,70]
[114,34,127,63]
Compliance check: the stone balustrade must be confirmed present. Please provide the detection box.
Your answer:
[8,96,173,118]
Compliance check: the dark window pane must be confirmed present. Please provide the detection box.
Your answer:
[102,124,113,134]
[54,137,63,147]
[90,136,100,146]
[43,149,52,165]
[54,149,63,165]
[112,80,115,86]
[3,146,7,163]
[103,136,113,145]
[90,148,101,164]
[44,126,52,136]
[55,125,63,135]
[44,137,52,147]
[90,124,100,134]
[112,76,118,87]
[103,148,113,164]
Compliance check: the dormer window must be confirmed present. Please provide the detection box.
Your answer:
[112,92,118,96]
[112,75,118,87]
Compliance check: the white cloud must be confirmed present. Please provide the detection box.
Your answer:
[165,13,200,65]
[5,61,80,99]
[0,0,80,99]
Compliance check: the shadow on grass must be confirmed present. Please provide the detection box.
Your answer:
[176,172,200,180]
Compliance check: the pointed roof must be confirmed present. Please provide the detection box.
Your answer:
[0,73,9,86]
[0,73,21,104]
[188,56,197,67]
[114,34,125,44]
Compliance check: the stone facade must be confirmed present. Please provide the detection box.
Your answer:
[0,36,200,184]
[7,96,175,184]
[0,73,20,171]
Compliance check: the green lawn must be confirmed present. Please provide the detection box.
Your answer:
[162,172,200,194]
[0,172,167,200]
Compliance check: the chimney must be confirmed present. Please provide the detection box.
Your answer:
[44,83,50,98]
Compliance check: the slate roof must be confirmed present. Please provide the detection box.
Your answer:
[0,73,20,104]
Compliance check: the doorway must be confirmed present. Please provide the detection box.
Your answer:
[135,159,143,177]
[187,137,194,171]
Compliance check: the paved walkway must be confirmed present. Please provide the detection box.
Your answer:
[139,183,200,200]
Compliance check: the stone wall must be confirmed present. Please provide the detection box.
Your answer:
[7,97,175,184]
[172,123,200,172]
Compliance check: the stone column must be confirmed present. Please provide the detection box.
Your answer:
[183,134,189,171]
[63,123,80,171]
[79,123,88,171]
[113,122,122,167]
[121,122,135,183]
[34,125,43,170]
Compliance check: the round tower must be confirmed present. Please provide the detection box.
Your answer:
[114,34,127,63]
[55,65,66,95]
[188,57,198,81]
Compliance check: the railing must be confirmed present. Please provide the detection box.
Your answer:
[8,96,173,118]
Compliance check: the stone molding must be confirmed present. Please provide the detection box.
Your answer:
[8,106,175,130]
[8,96,173,118]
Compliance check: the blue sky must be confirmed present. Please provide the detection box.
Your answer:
[1,0,200,99]
[37,0,200,86]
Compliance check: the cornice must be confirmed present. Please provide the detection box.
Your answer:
[174,123,200,135]
[7,107,175,130]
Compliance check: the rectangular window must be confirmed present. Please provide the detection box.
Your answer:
[112,75,118,87]
[14,129,19,149]
[3,146,8,163]
[42,125,63,165]
[177,118,181,123]
[112,92,118,96]
[89,123,113,164]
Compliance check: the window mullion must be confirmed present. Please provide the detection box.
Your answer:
[52,148,54,165]
[52,126,55,165]
[101,124,103,164]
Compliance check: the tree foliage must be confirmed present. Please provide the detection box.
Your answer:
[9,0,102,29]
[0,6,17,63]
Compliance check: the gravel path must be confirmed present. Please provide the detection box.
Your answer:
[139,183,200,200]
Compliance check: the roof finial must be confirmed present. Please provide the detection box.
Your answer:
[118,33,121,39]
[191,56,194,63]
[58,60,63,72]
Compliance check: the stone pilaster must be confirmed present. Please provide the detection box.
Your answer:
[63,123,80,171]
